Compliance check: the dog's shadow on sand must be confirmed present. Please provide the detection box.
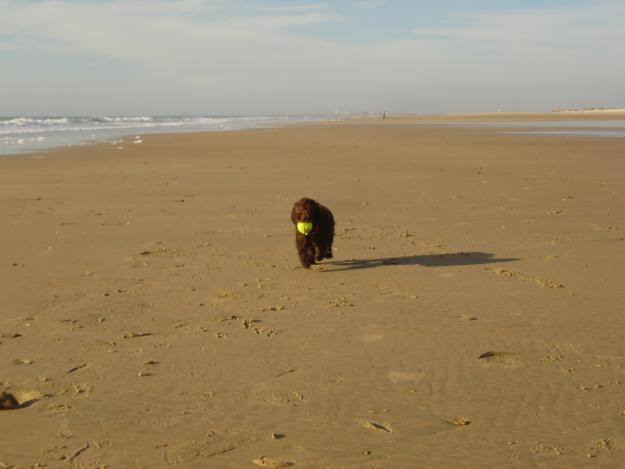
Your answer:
[322,251,518,272]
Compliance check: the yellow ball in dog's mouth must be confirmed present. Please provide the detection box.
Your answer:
[297,221,313,235]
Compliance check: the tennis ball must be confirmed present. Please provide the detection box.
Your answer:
[297,221,313,235]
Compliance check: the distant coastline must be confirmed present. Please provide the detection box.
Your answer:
[553,107,625,113]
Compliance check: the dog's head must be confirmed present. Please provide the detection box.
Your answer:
[291,197,320,225]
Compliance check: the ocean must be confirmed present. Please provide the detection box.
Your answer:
[0,115,329,155]
[2,115,623,156]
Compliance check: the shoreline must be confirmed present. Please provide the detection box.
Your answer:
[2,110,625,159]
[0,114,336,157]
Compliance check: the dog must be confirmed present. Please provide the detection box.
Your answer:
[291,197,335,268]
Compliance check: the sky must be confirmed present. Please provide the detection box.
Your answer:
[0,0,624,116]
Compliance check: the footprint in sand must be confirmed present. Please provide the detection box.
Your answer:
[534,278,565,289]
[487,268,564,289]
[247,383,303,407]
[531,442,571,456]
[162,436,236,465]
[478,351,522,368]
[590,223,619,231]
[543,255,560,262]
[252,456,294,468]
[40,442,91,464]
[328,296,354,307]
[70,383,93,397]
[388,370,425,384]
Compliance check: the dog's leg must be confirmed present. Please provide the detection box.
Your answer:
[297,235,315,268]
[325,230,334,259]
[315,242,334,261]
[299,249,314,268]
[314,245,325,262]
[300,247,315,268]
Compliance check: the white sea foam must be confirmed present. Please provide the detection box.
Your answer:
[94,116,153,123]
[0,114,329,155]
[4,117,70,127]
[0,115,281,136]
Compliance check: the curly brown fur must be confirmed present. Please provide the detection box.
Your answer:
[291,197,335,268]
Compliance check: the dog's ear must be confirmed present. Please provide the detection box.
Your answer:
[308,199,320,222]
[291,201,302,224]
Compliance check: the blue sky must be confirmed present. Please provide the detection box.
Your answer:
[0,0,624,116]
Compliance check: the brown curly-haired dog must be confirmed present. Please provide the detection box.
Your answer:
[291,197,335,268]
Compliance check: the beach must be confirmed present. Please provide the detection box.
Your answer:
[1,115,625,467]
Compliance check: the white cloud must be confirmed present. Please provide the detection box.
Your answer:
[412,3,625,52]
[0,1,338,63]
[0,0,623,115]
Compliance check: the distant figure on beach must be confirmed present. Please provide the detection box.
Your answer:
[382,111,386,119]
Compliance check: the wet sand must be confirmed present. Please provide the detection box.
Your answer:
[1,115,625,467]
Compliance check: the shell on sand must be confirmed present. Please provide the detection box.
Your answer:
[0,389,43,410]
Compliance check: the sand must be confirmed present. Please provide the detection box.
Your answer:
[1,115,624,467]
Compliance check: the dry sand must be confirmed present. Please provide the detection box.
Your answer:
[1,115,625,467]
